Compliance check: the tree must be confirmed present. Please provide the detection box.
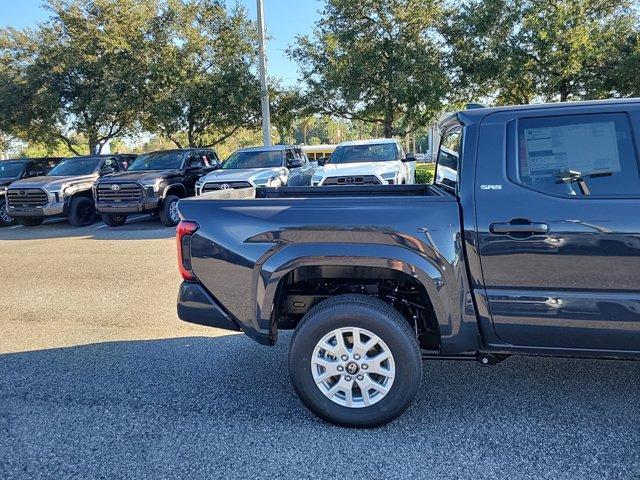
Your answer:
[270,85,304,144]
[289,0,450,137]
[443,0,639,103]
[143,0,261,148]
[0,0,159,154]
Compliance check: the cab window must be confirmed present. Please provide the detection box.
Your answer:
[435,127,462,191]
[102,158,120,172]
[514,113,640,197]
[25,163,46,177]
[186,154,205,169]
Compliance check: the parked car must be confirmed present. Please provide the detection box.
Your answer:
[0,157,63,227]
[6,154,135,227]
[311,138,416,186]
[95,148,219,227]
[174,99,640,427]
[414,151,433,163]
[196,145,314,194]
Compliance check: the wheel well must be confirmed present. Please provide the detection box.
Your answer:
[273,265,440,350]
[70,189,93,200]
[164,184,186,199]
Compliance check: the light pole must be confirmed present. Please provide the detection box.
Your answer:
[256,0,271,146]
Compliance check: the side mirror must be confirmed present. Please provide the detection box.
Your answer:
[317,156,329,166]
[287,158,303,168]
[403,155,417,163]
[100,167,115,176]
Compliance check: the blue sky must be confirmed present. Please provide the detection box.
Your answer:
[0,0,322,86]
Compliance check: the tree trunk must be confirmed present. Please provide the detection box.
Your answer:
[88,132,99,155]
[559,82,569,102]
[383,120,394,138]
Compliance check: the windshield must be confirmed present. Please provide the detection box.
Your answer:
[48,158,101,176]
[0,161,27,178]
[128,152,184,171]
[221,150,284,169]
[329,143,398,164]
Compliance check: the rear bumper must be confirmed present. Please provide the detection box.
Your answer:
[7,201,65,217]
[96,198,159,214]
[177,282,241,332]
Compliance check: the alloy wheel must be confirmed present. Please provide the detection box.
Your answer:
[169,200,179,223]
[311,326,395,408]
[0,203,13,223]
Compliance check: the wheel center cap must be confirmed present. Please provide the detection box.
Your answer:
[345,362,359,375]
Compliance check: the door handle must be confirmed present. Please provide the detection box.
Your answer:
[490,221,549,235]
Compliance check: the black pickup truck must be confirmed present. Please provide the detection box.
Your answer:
[94,149,219,227]
[175,99,640,427]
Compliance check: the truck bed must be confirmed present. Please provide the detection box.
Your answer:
[178,184,464,346]
[192,184,447,201]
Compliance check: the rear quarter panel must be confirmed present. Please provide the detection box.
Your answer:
[179,194,479,352]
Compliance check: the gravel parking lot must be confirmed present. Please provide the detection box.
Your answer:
[1,218,639,479]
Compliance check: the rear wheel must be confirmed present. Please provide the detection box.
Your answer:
[68,196,96,227]
[101,213,128,227]
[288,294,422,428]
[0,199,16,227]
[159,195,180,227]
[16,217,45,227]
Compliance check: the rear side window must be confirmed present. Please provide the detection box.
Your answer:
[515,113,640,197]
[435,127,462,191]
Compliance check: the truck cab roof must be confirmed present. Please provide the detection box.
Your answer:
[447,97,640,128]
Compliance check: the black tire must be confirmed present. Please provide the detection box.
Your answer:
[288,294,422,428]
[16,216,45,227]
[101,213,128,227]
[0,198,16,227]
[68,196,96,227]
[159,195,180,227]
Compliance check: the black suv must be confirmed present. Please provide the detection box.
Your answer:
[94,149,220,227]
[6,154,136,227]
[0,157,63,226]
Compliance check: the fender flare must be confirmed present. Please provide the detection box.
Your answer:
[162,183,186,199]
[252,243,462,345]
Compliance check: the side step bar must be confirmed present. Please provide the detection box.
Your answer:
[421,351,510,366]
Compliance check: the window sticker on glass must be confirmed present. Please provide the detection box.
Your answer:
[523,121,621,178]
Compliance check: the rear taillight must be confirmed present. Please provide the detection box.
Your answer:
[176,220,199,281]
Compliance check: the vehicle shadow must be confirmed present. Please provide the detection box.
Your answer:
[1,333,638,479]
[0,215,176,241]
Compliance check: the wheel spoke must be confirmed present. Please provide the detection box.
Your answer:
[333,331,348,357]
[319,340,341,358]
[351,328,375,358]
[343,384,354,407]
[325,379,345,398]
[312,357,340,383]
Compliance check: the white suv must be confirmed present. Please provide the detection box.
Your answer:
[311,139,415,186]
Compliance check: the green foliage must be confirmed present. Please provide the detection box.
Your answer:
[0,0,159,154]
[415,163,434,184]
[290,0,450,137]
[443,0,639,103]
[143,0,261,148]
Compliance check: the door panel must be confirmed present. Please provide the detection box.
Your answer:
[475,106,640,352]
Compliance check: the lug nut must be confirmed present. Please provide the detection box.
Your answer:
[353,354,360,360]
[337,365,344,372]
[345,376,352,382]
[341,355,348,361]
[361,364,368,370]
[357,374,364,381]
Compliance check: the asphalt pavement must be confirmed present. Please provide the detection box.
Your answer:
[1,218,639,479]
